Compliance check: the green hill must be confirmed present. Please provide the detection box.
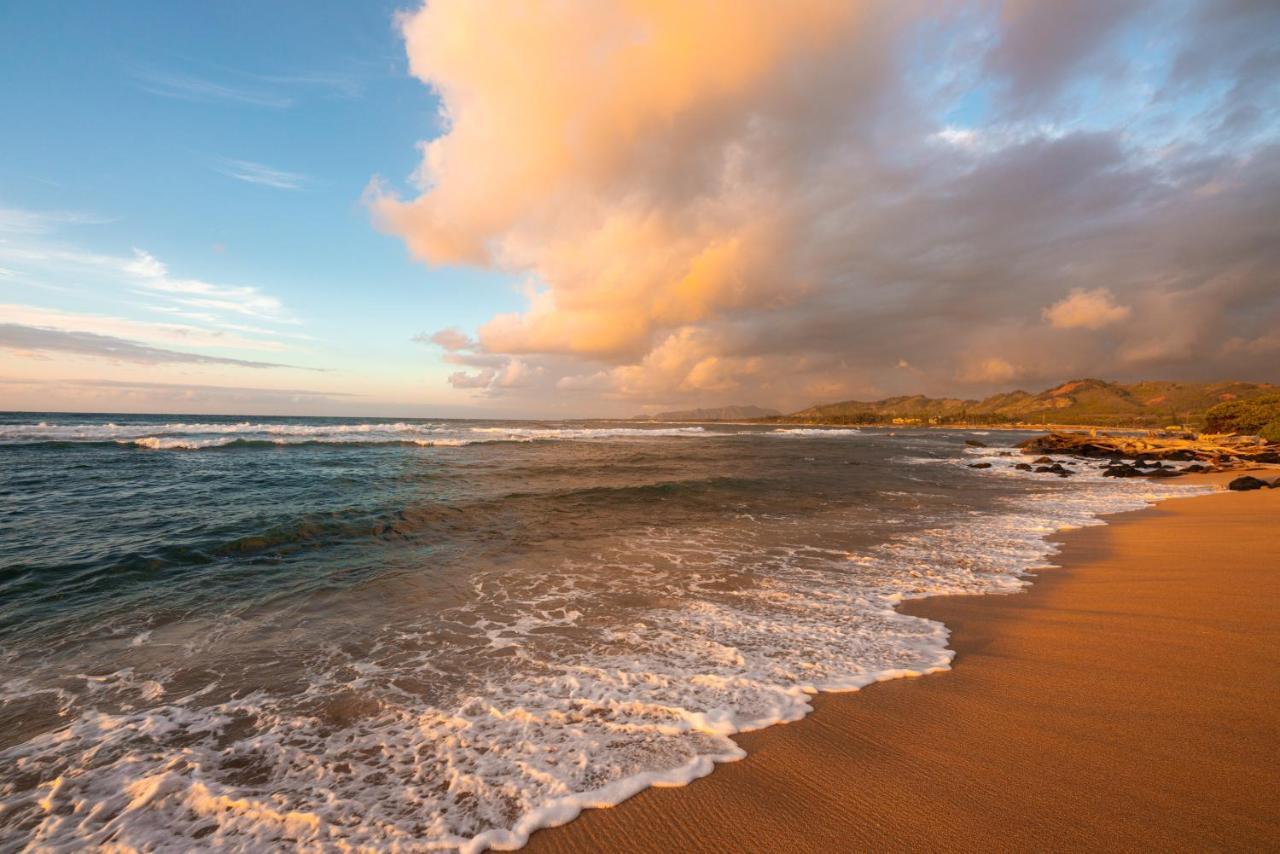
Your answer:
[783,379,1278,428]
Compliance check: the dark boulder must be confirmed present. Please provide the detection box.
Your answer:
[1102,465,1142,478]
[1182,463,1207,473]
[1227,476,1268,491]
[1014,463,1033,471]
[1034,466,1054,473]
[1148,468,1183,478]
[965,439,988,448]
[967,462,993,469]
[1033,456,1053,465]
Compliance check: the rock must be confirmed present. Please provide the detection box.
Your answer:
[1035,466,1054,473]
[1049,463,1067,474]
[1102,465,1142,478]
[967,462,993,469]
[1182,463,1207,473]
[1033,456,1053,464]
[1227,476,1268,491]
[1058,472,1070,477]
[1148,468,1183,478]
[998,451,1013,457]
[965,439,988,448]
[1014,463,1032,471]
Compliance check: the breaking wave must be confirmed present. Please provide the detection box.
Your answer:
[0,421,720,450]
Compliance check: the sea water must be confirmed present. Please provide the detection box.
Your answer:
[0,414,1203,850]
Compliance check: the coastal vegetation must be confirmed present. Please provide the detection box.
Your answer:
[774,379,1278,430]
[1203,394,1280,442]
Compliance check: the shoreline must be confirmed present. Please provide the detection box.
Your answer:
[525,470,1280,852]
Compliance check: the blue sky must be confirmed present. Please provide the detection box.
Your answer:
[0,1,525,416]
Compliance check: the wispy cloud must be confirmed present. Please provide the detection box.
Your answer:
[213,158,309,190]
[0,376,357,414]
[0,324,314,370]
[133,67,294,108]
[132,63,366,108]
[125,249,293,320]
[0,206,113,234]
[0,242,299,326]
[7,377,357,397]
[258,70,363,99]
[0,303,292,354]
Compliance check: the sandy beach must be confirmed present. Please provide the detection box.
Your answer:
[528,472,1280,853]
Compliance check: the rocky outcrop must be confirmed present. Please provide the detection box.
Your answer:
[1228,476,1269,491]
[1019,431,1279,464]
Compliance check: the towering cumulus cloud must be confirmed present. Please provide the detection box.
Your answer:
[373,0,1280,411]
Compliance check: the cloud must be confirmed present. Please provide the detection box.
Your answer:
[214,158,309,190]
[0,376,357,415]
[448,358,541,393]
[132,63,368,110]
[0,206,112,234]
[415,327,475,351]
[0,324,313,369]
[133,68,294,108]
[1042,288,1133,330]
[0,303,291,353]
[256,70,364,99]
[0,239,294,330]
[960,357,1022,384]
[0,241,297,326]
[447,368,494,389]
[373,1,1280,411]
[983,0,1147,114]
[0,377,354,397]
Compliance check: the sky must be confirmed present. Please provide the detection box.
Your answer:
[1,1,1277,417]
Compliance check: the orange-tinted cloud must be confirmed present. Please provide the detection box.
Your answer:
[371,0,876,363]
[375,0,1280,410]
[1042,288,1132,330]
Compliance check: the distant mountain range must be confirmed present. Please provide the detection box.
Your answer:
[635,405,781,422]
[781,379,1278,427]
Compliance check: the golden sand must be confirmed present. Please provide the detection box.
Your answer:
[527,473,1280,852]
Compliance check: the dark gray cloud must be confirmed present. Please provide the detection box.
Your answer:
[983,0,1149,114]
[0,324,318,370]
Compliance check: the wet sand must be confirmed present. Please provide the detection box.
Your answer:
[527,473,1280,852]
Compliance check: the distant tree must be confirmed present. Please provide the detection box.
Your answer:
[1203,395,1280,438]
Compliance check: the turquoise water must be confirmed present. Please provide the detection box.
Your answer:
[0,413,1196,851]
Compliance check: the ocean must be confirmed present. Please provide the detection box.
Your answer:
[0,414,1202,851]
